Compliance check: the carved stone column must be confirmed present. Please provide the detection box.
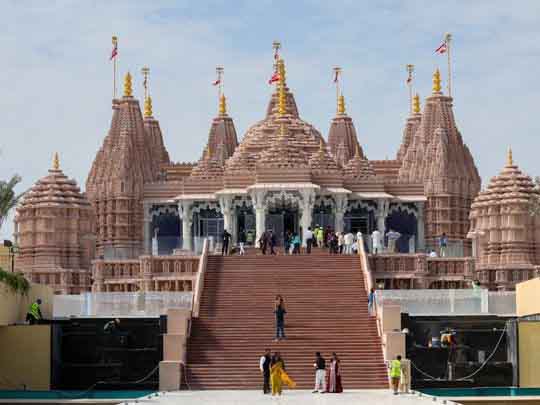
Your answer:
[299,189,316,247]
[219,195,235,244]
[334,194,348,233]
[251,190,266,248]
[376,198,390,233]
[416,201,425,252]
[178,201,193,252]
[143,202,152,255]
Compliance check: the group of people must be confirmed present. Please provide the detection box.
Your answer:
[370,228,402,254]
[259,350,343,396]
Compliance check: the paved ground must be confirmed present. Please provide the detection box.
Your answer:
[124,389,458,405]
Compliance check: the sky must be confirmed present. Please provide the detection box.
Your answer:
[1,0,540,240]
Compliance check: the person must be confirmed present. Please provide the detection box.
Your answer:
[259,348,272,394]
[292,233,301,254]
[274,296,287,341]
[368,288,376,316]
[439,232,448,257]
[304,227,314,254]
[399,358,410,394]
[269,230,277,255]
[312,352,326,393]
[326,352,343,393]
[26,298,43,325]
[386,229,401,253]
[472,279,481,290]
[389,355,403,395]
[344,231,354,255]
[371,229,382,254]
[284,230,291,255]
[221,229,231,255]
[238,230,246,256]
[271,352,296,395]
[259,231,268,255]
[104,318,120,333]
[246,230,254,246]
[316,226,324,248]
[429,249,438,257]
[329,233,338,254]
[337,232,345,254]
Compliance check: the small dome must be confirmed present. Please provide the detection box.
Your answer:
[343,147,375,179]
[309,141,339,171]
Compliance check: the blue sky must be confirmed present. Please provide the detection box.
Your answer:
[2,1,540,239]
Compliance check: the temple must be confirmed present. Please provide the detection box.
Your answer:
[12,47,539,293]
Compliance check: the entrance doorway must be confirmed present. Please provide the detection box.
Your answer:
[266,209,298,245]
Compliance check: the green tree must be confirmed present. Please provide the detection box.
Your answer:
[529,177,540,217]
[0,174,23,230]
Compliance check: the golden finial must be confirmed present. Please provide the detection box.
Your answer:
[432,68,442,93]
[124,71,133,97]
[338,94,346,115]
[277,59,287,116]
[413,93,421,114]
[219,94,227,115]
[507,147,513,166]
[144,96,153,118]
[206,145,212,160]
[52,152,60,170]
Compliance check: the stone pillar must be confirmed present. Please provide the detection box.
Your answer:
[416,201,425,252]
[178,201,193,252]
[251,191,266,248]
[376,198,390,233]
[299,189,315,247]
[143,202,152,255]
[334,194,348,233]
[219,195,235,244]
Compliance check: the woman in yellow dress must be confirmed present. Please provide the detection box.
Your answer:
[270,352,296,396]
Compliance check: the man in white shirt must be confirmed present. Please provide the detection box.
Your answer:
[344,231,355,254]
[259,348,272,394]
[304,227,314,254]
[371,229,382,254]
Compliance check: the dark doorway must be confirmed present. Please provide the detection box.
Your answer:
[385,208,417,253]
[266,209,298,245]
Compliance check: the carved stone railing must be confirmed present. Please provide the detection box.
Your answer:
[91,253,201,293]
[192,238,209,318]
[368,253,475,283]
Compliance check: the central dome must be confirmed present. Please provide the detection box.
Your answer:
[225,62,326,174]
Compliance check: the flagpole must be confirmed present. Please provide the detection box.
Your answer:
[112,36,118,99]
[216,66,224,99]
[406,64,414,114]
[333,67,341,113]
[272,40,281,73]
[141,66,150,100]
[445,33,452,98]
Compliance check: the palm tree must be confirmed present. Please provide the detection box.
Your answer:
[0,174,23,231]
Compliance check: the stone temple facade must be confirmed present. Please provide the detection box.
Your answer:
[14,154,94,294]
[14,51,539,292]
[468,150,540,290]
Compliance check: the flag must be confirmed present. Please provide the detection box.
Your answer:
[212,78,221,86]
[143,76,148,90]
[333,70,339,83]
[274,49,279,60]
[110,42,118,60]
[406,77,412,84]
[435,42,447,54]
[268,72,280,84]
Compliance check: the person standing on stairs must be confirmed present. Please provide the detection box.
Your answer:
[274,296,287,341]
[238,229,246,256]
[221,229,231,255]
[269,230,277,255]
[312,352,327,393]
[304,226,314,254]
[259,230,268,255]
[259,348,272,394]
[368,288,377,316]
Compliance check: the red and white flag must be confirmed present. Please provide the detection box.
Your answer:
[212,78,221,86]
[268,72,280,84]
[435,42,447,54]
[110,42,118,60]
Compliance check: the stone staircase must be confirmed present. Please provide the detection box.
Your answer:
[185,252,388,389]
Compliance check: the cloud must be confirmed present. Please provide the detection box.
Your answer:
[2,1,540,239]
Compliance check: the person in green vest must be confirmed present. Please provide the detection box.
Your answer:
[389,355,403,395]
[26,299,43,325]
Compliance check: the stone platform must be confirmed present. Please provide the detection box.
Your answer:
[125,390,458,405]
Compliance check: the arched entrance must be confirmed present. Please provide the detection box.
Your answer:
[193,207,224,244]
[151,206,181,255]
[312,198,335,230]
[386,205,418,253]
[265,191,300,245]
